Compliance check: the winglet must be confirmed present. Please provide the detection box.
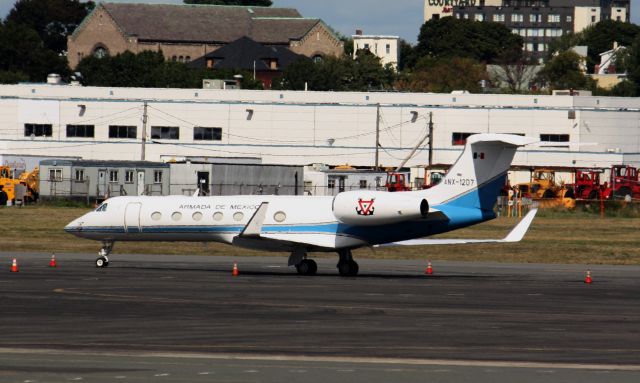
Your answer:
[502,208,538,242]
[239,202,269,237]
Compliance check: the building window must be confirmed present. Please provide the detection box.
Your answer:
[312,55,323,63]
[386,44,390,54]
[206,58,214,68]
[93,46,108,59]
[567,15,572,22]
[452,132,475,146]
[493,14,505,22]
[538,43,546,52]
[328,179,335,189]
[125,170,134,184]
[74,169,85,182]
[511,13,523,22]
[154,170,163,184]
[66,124,95,138]
[24,123,52,137]
[109,125,137,139]
[540,134,569,142]
[526,43,534,51]
[548,14,560,23]
[463,13,469,19]
[474,13,484,21]
[193,127,222,141]
[49,169,62,182]
[186,56,191,62]
[151,126,179,140]
[591,15,596,23]
[359,180,367,189]
[109,170,119,183]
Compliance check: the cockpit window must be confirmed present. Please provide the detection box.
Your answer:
[95,203,108,212]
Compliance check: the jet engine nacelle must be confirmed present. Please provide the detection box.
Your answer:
[332,191,429,226]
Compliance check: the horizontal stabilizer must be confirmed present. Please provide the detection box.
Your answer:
[378,209,537,247]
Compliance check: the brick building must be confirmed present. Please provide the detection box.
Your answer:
[67,2,344,69]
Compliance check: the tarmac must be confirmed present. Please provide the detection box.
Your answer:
[1,252,639,383]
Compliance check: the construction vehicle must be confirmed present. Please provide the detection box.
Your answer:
[385,172,411,192]
[515,168,575,208]
[0,166,39,203]
[572,169,604,200]
[602,165,640,200]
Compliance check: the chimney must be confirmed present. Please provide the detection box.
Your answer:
[355,29,363,36]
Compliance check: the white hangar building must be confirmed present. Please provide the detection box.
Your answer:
[0,84,639,186]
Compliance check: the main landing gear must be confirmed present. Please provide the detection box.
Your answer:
[337,249,359,277]
[96,242,113,268]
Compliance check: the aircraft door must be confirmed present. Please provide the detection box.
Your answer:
[98,169,107,197]
[124,203,142,233]
[137,171,145,195]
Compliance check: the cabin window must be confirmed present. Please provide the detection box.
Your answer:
[95,203,108,212]
[213,212,224,221]
[24,123,52,137]
[192,212,203,221]
[273,211,286,222]
[171,212,182,221]
[233,212,244,222]
[151,212,162,221]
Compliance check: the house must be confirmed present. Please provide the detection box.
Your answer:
[352,30,399,70]
[67,2,343,69]
[592,42,627,89]
[192,37,303,88]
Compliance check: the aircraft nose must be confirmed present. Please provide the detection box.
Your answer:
[64,218,83,234]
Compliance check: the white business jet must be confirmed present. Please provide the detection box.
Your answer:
[65,134,538,276]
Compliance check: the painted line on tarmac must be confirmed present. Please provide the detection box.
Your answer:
[1,348,639,372]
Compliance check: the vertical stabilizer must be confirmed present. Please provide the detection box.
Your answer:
[421,134,536,211]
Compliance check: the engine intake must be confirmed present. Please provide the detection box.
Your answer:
[332,191,429,226]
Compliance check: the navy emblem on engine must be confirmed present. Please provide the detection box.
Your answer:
[356,198,375,216]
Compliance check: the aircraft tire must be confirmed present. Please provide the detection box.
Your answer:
[296,259,317,276]
[96,256,109,268]
[338,260,358,277]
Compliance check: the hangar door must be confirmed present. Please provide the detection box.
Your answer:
[124,203,142,233]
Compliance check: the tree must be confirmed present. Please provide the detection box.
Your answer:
[536,50,594,91]
[398,39,415,71]
[490,54,538,93]
[415,17,523,64]
[397,57,486,93]
[0,21,69,82]
[183,0,272,5]
[581,20,640,72]
[6,0,94,54]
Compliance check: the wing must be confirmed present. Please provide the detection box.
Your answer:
[378,209,538,246]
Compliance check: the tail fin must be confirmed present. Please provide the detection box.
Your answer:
[421,134,536,211]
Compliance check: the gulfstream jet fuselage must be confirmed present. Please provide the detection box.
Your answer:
[65,134,538,276]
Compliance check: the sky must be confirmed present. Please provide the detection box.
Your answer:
[0,0,639,44]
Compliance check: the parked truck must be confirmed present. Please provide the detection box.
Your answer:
[0,166,39,204]
[572,166,640,201]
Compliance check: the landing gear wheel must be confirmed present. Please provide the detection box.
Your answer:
[296,259,318,276]
[337,260,359,276]
[96,256,109,268]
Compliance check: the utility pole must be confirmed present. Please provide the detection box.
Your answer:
[428,112,434,168]
[375,103,380,171]
[141,101,148,161]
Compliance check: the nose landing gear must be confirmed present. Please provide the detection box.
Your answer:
[96,242,113,268]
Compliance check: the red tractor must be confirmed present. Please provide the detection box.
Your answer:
[573,169,604,200]
[602,165,640,200]
[385,172,411,192]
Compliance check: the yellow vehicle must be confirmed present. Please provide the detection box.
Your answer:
[0,166,39,203]
[516,169,575,208]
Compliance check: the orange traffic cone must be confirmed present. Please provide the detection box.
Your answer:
[584,270,592,284]
[232,263,239,277]
[10,258,18,273]
[49,254,57,268]
[425,260,433,275]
